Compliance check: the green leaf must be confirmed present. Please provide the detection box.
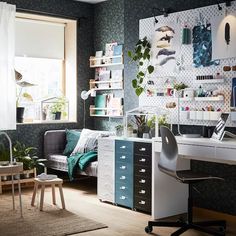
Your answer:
[138,71,145,77]
[139,77,144,84]
[139,61,143,66]
[127,51,132,58]
[132,79,138,88]
[147,65,154,74]
[135,87,144,96]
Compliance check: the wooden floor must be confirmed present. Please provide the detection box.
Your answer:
[3,177,236,236]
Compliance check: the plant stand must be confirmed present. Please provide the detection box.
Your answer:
[0,168,36,194]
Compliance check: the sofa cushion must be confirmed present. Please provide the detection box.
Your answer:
[63,129,81,156]
[71,128,114,154]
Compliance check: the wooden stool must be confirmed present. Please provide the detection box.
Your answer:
[31,178,65,211]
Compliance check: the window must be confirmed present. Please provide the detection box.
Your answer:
[15,13,77,123]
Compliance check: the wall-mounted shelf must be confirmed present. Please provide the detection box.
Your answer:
[89,55,123,68]
[89,79,123,90]
[90,105,123,117]
[194,96,224,102]
[195,79,224,84]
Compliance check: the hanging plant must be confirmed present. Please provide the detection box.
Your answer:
[128,37,154,96]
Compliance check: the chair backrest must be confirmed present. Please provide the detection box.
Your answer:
[158,126,178,177]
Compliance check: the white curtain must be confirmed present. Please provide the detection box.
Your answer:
[0,3,16,130]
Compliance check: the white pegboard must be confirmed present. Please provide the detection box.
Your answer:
[139,2,236,127]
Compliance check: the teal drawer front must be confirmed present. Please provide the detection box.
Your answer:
[116,152,132,164]
[115,140,133,154]
[115,192,133,208]
[116,182,133,196]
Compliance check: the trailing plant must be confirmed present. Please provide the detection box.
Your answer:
[128,37,155,96]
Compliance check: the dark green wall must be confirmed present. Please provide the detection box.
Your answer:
[0,0,95,157]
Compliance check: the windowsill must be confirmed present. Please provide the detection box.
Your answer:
[17,120,77,125]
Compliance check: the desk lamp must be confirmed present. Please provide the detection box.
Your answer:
[81,89,96,128]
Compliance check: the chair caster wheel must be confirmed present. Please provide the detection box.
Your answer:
[176,216,185,223]
[145,226,153,234]
[219,226,226,232]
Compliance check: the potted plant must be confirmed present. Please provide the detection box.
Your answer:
[134,115,148,138]
[147,116,156,138]
[15,70,36,123]
[115,124,123,137]
[128,37,155,96]
[49,96,67,120]
[13,141,47,178]
[158,114,170,136]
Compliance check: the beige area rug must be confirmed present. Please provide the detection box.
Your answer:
[0,196,107,236]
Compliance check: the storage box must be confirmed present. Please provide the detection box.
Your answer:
[190,111,196,120]
[180,111,190,120]
[196,111,203,120]
[210,112,221,121]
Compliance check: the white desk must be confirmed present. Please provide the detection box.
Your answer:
[152,137,236,220]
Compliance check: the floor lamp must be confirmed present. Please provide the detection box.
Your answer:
[81,89,96,128]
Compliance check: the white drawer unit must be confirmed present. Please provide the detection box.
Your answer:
[97,138,115,203]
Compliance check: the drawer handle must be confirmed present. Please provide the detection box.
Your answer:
[139,179,146,183]
[139,148,146,152]
[120,176,126,180]
[120,145,126,149]
[120,155,126,160]
[139,190,146,194]
[139,200,146,205]
[120,186,126,190]
[120,196,126,200]
[139,169,146,173]
[139,158,146,163]
[120,166,126,170]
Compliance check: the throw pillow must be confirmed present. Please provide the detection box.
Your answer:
[71,128,114,155]
[63,129,81,156]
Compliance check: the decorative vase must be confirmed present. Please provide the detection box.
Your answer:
[16,107,24,123]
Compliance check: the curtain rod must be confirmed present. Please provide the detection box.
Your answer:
[16,7,81,21]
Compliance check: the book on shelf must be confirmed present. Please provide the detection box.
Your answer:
[111,70,123,89]
[104,42,117,64]
[94,95,107,115]
[98,70,110,89]
[112,45,123,63]
[95,68,110,89]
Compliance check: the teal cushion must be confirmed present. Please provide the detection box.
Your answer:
[78,151,97,171]
[63,129,81,156]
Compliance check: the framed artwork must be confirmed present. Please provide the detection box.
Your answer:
[151,22,180,72]
[211,14,236,60]
[192,24,219,68]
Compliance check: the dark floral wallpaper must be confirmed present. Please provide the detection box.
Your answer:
[0,0,95,157]
[94,0,236,215]
[1,0,236,215]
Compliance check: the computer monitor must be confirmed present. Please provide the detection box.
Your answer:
[211,113,229,141]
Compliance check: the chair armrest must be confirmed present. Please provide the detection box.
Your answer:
[44,130,66,160]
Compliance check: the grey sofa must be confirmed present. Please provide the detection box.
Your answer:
[44,130,97,177]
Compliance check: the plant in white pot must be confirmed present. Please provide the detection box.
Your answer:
[15,70,36,123]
